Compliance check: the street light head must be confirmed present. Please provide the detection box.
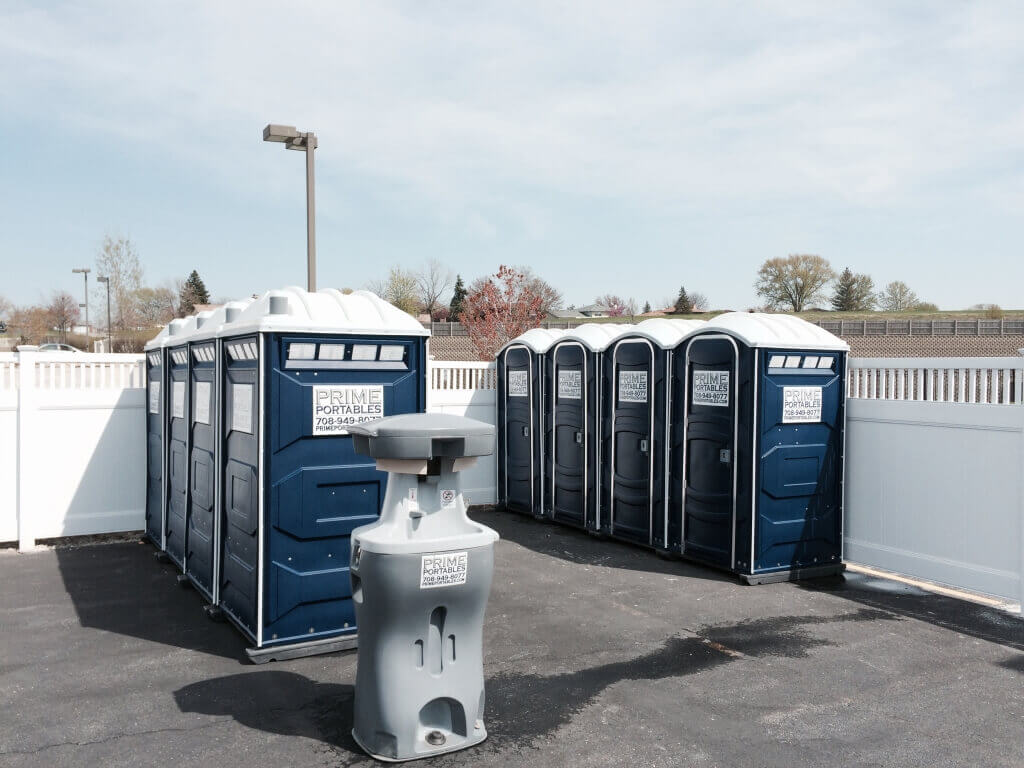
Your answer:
[72,267,90,274]
[97,276,109,284]
[263,123,300,142]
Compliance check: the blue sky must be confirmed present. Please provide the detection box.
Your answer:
[1,1,1022,312]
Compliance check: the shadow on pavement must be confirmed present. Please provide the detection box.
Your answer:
[174,608,895,765]
[55,541,247,661]
[797,572,1024,652]
[471,507,734,583]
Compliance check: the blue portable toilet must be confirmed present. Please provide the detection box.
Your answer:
[496,329,565,517]
[543,324,634,531]
[602,319,705,549]
[143,325,172,550]
[181,301,250,603]
[672,313,848,582]
[216,287,429,660]
[163,314,202,569]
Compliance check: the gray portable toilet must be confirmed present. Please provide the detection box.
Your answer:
[496,329,565,517]
[672,313,848,582]
[163,314,202,569]
[602,319,705,550]
[215,287,430,660]
[543,324,633,531]
[143,324,172,550]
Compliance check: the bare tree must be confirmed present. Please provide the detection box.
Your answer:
[625,297,639,319]
[47,292,81,343]
[136,285,178,326]
[11,305,50,345]
[94,235,143,331]
[755,254,835,312]
[877,281,919,312]
[689,292,709,311]
[415,258,454,320]
[595,294,629,316]
[368,267,420,315]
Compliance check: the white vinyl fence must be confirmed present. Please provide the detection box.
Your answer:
[1,349,147,549]
[845,356,1024,605]
[4,349,1021,606]
[1,351,498,550]
[427,361,497,506]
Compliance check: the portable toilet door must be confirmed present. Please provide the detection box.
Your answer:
[677,313,849,581]
[164,317,198,569]
[676,331,741,568]
[496,329,564,517]
[603,320,703,548]
[545,324,632,531]
[143,332,169,549]
[217,288,430,658]
[184,303,248,603]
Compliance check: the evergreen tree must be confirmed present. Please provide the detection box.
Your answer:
[178,270,211,316]
[831,267,876,311]
[642,300,651,314]
[449,274,468,320]
[674,285,693,314]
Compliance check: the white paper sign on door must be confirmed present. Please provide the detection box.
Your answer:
[148,381,160,415]
[194,381,211,424]
[508,370,528,397]
[172,381,185,419]
[782,386,823,423]
[618,370,648,403]
[692,370,730,407]
[312,384,384,435]
[231,383,253,434]
[558,369,582,399]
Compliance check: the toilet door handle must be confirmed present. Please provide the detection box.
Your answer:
[639,439,649,453]
[521,426,529,438]
[574,430,583,445]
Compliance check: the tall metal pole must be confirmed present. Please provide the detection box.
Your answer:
[83,271,89,338]
[305,132,317,292]
[106,287,111,351]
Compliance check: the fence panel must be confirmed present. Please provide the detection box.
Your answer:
[0,354,18,542]
[845,398,1024,604]
[426,360,497,506]
[849,357,1024,404]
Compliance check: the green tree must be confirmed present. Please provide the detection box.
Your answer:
[449,274,468,320]
[831,268,876,311]
[178,270,211,316]
[642,300,651,314]
[674,285,693,314]
[755,254,835,312]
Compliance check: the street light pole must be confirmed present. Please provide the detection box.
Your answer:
[97,276,111,351]
[72,267,90,339]
[263,124,317,292]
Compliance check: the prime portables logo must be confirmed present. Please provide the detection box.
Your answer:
[420,552,469,589]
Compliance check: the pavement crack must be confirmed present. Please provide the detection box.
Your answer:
[0,717,232,756]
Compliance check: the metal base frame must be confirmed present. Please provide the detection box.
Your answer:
[739,562,845,585]
[246,633,359,664]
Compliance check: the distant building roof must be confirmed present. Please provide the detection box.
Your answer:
[578,304,610,313]
[548,309,585,319]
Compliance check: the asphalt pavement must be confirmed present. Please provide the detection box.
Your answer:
[1,508,1021,768]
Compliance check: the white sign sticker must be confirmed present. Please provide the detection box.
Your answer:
[231,383,253,434]
[692,370,730,407]
[420,552,468,589]
[558,369,582,400]
[148,381,160,415]
[194,381,211,424]
[172,381,185,419]
[440,489,457,509]
[508,370,528,397]
[782,386,823,423]
[618,370,648,403]
[312,384,384,435]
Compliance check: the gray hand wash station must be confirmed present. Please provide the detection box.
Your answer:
[348,413,498,762]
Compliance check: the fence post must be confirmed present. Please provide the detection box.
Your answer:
[15,346,38,551]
